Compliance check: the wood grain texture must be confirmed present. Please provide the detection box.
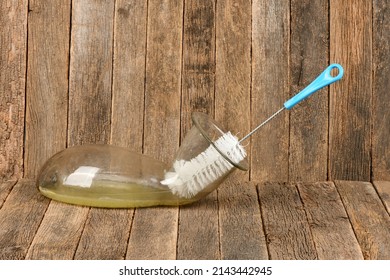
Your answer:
[215,0,251,176]
[336,181,390,259]
[297,182,363,259]
[24,0,70,178]
[126,207,178,260]
[219,181,268,259]
[111,0,147,149]
[0,0,27,179]
[372,0,390,181]
[26,202,89,260]
[329,0,372,181]
[181,0,215,134]
[373,181,390,214]
[177,192,219,260]
[74,208,132,260]
[251,0,290,181]
[0,180,17,209]
[289,0,329,181]
[258,182,317,260]
[0,179,50,259]
[125,0,183,260]
[68,0,115,146]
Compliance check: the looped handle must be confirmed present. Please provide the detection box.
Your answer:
[284,64,344,110]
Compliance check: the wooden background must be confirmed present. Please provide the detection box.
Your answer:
[1,0,389,183]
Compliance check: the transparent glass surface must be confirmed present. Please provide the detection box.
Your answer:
[37,113,248,208]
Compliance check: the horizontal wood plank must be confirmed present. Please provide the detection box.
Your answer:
[0,180,17,209]
[373,181,390,215]
[336,181,390,259]
[0,179,50,259]
[219,181,268,259]
[297,182,363,259]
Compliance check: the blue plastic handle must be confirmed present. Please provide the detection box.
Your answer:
[283,64,344,110]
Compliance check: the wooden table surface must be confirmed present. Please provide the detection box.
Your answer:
[1,179,389,260]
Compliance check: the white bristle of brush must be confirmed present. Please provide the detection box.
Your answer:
[161,132,246,198]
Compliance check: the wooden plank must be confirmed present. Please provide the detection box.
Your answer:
[219,181,268,259]
[125,0,183,260]
[336,181,390,259]
[25,202,89,260]
[297,182,363,259]
[329,0,372,181]
[289,0,329,181]
[372,0,390,180]
[181,0,215,134]
[68,0,115,146]
[24,0,70,178]
[126,207,178,260]
[373,181,390,214]
[176,0,219,261]
[258,182,317,259]
[74,209,132,260]
[177,192,219,260]
[215,0,251,170]
[0,179,50,259]
[0,180,17,209]
[111,0,147,150]
[251,0,290,181]
[0,0,27,179]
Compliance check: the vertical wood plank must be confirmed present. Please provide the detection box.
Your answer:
[336,181,390,259]
[177,193,219,259]
[68,0,115,146]
[373,181,390,215]
[0,180,17,209]
[329,0,372,181]
[74,208,132,260]
[24,0,70,178]
[0,0,27,179]
[297,182,363,259]
[219,181,268,259]
[181,0,215,134]
[258,182,317,260]
[0,179,50,259]
[111,0,148,150]
[372,0,390,181]
[177,0,219,260]
[251,0,290,181]
[26,202,89,260]
[289,0,329,181]
[215,0,251,161]
[127,0,183,260]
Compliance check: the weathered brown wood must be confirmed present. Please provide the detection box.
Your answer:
[258,182,317,260]
[0,179,50,259]
[0,180,17,209]
[24,0,70,178]
[372,0,390,181]
[68,0,115,146]
[0,1,27,179]
[251,0,290,181]
[219,181,268,259]
[289,0,329,181]
[329,0,372,181]
[336,181,390,259]
[215,0,251,178]
[126,207,178,260]
[373,181,390,214]
[74,208,132,260]
[297,182,363,259]
[181,0,215,134]
[111,0,147,150]
[177,192,219,260]
[26,201,89,260]
[125,0,183,260]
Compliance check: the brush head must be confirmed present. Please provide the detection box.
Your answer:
[161,132,247,198]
